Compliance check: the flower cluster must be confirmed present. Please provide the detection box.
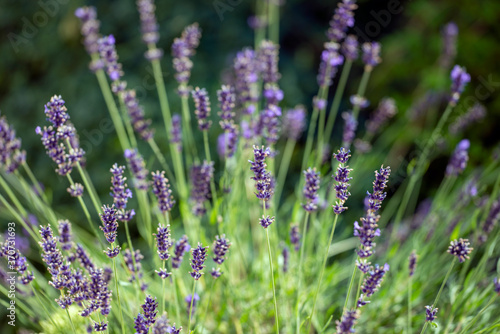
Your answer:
[124,149,149,190]
[449,65,471,105]
[327,0,358,42]
[134,295,158,333]
[0,114,26,173]
[447,238,473,262]
[97,35,123,82]
[233,48,259,113]
[190,160,214,216]
[318,42,344,87]
[342,34,359,61]
[366,98,398,136]
[99,205,121,258]
[425,306,438,322]
[217,85,239,158]
[336,309,360,334]
[172,23,201,96]
[151,171,175,213]
[249,146,273,201]
[409,250,417,277]
[362,42,382,68]
[192,87,212,131]
[282,105,306,141]
[57,220,73,251]
[366,165,391,212]
[124,249,147,290]
[74,7,103,71]
[303,168,320,212]
[136,0,163,60]
[290,223,301,251]
[110,164,135,221]
[190,243,208,280]
[446,139,470,176]
[341,112,357,149]
[171,114,183,152]
[357,263,390,308]
[332,148,353,214]
[154,224,172,262]
[121,90,154,141]
[36,95,85,176]
[172,235,190,269]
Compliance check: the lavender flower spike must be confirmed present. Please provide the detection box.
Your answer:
[450,65,471,106]
[212,235,231,265]
[446,139,470,176]
[341,111,357,149]
[190,243,208,280]
[151,170,175,213]
[332,148,353,214]
[171,114,183,152]
[190,161,214,216]
[362,42,382,69]
[425,306,438,322]
[357,263,389,307]
[172,235,190,269]
[439,22,458,69]
[0,114,26,174]
[367,165,391,213]
[192,87,212,131]
[447,238,473,262]
[327,0,358,42]
[303,168,320,212]
[57,220,73,251]
[342,34,359,61]
[110,163,135,221]
[154,224,172,261]
[336,309,360,334]
[74,7,104,71]
[172,23,201,96]
[290,223,301,251]
[282,105,306,141]
[409,250,417,277]
[185,293,200,316]
[136,0,163,60]
[99,205,119,244]
[97,35,123,82]
[249,146,273,201]
[366,98,398,136]
[124,149,149,190]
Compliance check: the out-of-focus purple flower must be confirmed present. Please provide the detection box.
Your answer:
[190,160,214,216]
[282,105,306,141]
[124,149,149,190]
[249,146,273,201]
[151,171,175,213]
[172,23,201,96]
[282,245,289,273]
[67,183,84,197]
[134,313,149,334]
[121,90,154,141]
[141,295,159,327]
[354,212,380,259]
[335,309,360,334]
[247,15,266,30]
[450,65,471,105]
[75,244,95,272]
[494,277,500,294]
[341,111,357,149]
[110,163,135,221]
[258,40,280,85]
[366,98,397,136]
[354,139,372,154]
[185,293,200,317]
[217,132,238,160]
[218,85,236,130]
[192,87,212,131]
[409,250,417,277]
[124,248,145,283]
[211,267,222,279]
[448,238,472,262]
[97,35,123,82]
[136,0,160,45]
[234,48,259,113]
[172,235,190,269]
[171,114,183,152]
[356,259,371,274]
[256,104,282,145]
[479,199,500,243]
[290,223,301,251]
[74,7,104,71]
[362,42,381,68]
[327,0,358,42]
[303,168,320,212]
[190,243,208,280]
[259,215,275,228]
[425,306,438,322]
[408,91,447,121]
[342,34,358,61]
[57,220,73,251]
[154,224,172,261]
[350,95,369,110]
[318,42,344,87]
[440,22,458,69]
[332,148,352,214]
[367,165,391,212]
[449,103,486,134]
[446,139,470,176]
[0,114,26,174]
[212,235,231,265]
[151,313,169,334]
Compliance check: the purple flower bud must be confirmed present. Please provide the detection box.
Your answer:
[450,65,470,105]
[136,0,160,45]
[409,250,417,277]
[366,98,397,135]
[259,215,275,229]
[97,35,123,81]
[211,267,222,279]
[282,105,306,141]
[341,111,357,149]
[151,171,175,212]
[327,0,358,42]
[124,149,149,190]
[141,295,159,327]
[99,205,119,244]
[332,148,353,214]
[318,42,344,87]
[425,306,438,322]
[38,225,63,277]
[447,238,472,262]
[192,87,212,131]
[110,163,135,221]
[94,321,108,332]
[75,7,101,55]
[212,235,231,265]
[154,224,172,261]
[190,243,208,280]
[290,223,301,251]
[0,115,26,174]
[494,277,500,294]
[335,309,360,334]
[172,235,190,269]
[342,34,359,61]
[362,42,381,68]
[190,160,214,216]
[303,168,320,212]
[67,183,84,197]
[57,220,73,251]
[75,244,94,271]
[446,139,470,176]
[134,313,149,334]
[121,90,154,141]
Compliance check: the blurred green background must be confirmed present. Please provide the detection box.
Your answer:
[0,0,499,209]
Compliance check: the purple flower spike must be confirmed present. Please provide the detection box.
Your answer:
[97,35,123,82]
[450,65,471,105]
[154,224,173,261]
[190,161,214,216]
[172,235,190,269]
[358,263,389,301]
[57,220,73,251]
[446,139,470,176]
[494,277,500,294]
[74,7,101,56]
[440,22,458,69]
[110,163,134,221]
[335,309,360,334]
[425,306,438,322]
[448,238,473,262]
[234,48,259,111]
[171,114,183,152]
[259,215,275,228]
[185,293,200,317]
[121,90,154,141]
[94,321,108,332]
[0,115,26,174]
[303,168,320,212]
[137,0,160,45]
[142,295,159,327]
[249,146,273,202]
[192,87,212,131]
[258,40,281,85]
[327,0,358,42]
[212,235,231,265]
[409,250,417,277]
[342,34,359,61]
[38,225,63,277]
[332,148,353,214]
[362,42,382,68]
[172,23,201,95]
[134,313,149,334]
[217,85,239,158]
[282,246,289,273]
[124,149,149,190]
[282,105,306,141]
[67,183,84,197]
[99,205,119,244]
[341,111,357,149]
[190,243,208,280]
[211,267,222,279]
[318,42,344,87]
[367,165,391,212]
[290,223,301,251]
[151,171,175,212]
[366,98,397,135]
[75,244,95,271]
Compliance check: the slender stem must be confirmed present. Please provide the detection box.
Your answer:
[181,96,198,163]
[124,221,142,294]
[117,94,138,148]
[460,295,497,334]
[266,228,280,333]
[188,279,197,333]
[162,260,166,314]
[268,0,279,44]
[200,279,216,332]
[172,273,181,325]
[354,273,363,306]
[274,138,296,204]
[316,67,334,167]
[408,276,413,334]
[31,283,59,330]
[148,138,175,182]
[74,160,102,215]
[324,59,353,143]
[203,130,219,212]
[0,193,39,241]
[22,162,49,204]
[342,254,358,316]
[307,213,339,332]
[65,308,77,334]
[351,68,372,120]
[295,212,310,334]
[0,174,27,218]
[113,255,126,334]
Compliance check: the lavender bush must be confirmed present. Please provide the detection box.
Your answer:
[0,1,499,334]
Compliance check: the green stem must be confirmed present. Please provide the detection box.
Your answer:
[117,93,138,148]
[460,295,497,334]
[351,68,372,120]
[148,138,175,182]
[113,255,126,334]
[0,193,39,241]
[188,279,197,333]
[124,221,142,294]
[266,228,280,333]
[65,308,77,334]
[342,254,358,316]
[315,67,333,167]
[307,213,339,332]
[200,279,216,332]
[0,174,27,218]
[203,130,219,212]
[30,283,59,330]
[295,212,310,334]
[324,59,353,143]
[274,138,296,204]
[181,95,198,164]
[408,276,413,334]
[75,161,102,215]
[22,162,49,205]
